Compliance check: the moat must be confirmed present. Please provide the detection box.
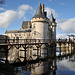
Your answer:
[14,47,75,75]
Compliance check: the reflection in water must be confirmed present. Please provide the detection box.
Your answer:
[15,47,75,75]
[57,56,75,75]
[31,60,56,75]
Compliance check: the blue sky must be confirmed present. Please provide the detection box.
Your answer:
[0,0,75,38]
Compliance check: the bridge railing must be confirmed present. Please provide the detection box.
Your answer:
[56,38,74,43]
[0,38,74,44]
[0,39,56,44]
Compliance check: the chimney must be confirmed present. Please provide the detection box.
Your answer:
[28,22,30,28]
[42,4,44,13]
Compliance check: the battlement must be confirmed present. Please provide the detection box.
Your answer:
[31,17,49,23]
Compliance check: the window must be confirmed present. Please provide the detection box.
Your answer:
[29,33,30,36]
[24,34,25,36]
[13,37,15,43]
[34,25,35,28]
[34,31,36,35]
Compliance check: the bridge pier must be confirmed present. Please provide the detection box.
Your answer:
[22,44,27,62]
[45,44,49,56]
[0,45,9,63]
[5,46,8,63]
[68,43,69,54]
[0,39,75,66]
[59,43,61,56]
[36,45,39,59]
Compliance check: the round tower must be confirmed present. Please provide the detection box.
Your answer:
[31,3,49,40]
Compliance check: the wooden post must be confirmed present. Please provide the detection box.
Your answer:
[64,43,66,55]
[47,45,48,56]
[5,45,8,63]
[25,45,26,62]
[40,47,41,57]
[73,36,74,41]
[37,46,39,59]
[23,44,27,62]
[71,43,72,53]
[68,43,69,53]
[59,43,61,56]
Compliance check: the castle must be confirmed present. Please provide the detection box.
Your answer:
[2,3,57,62]
[5,3,57,40]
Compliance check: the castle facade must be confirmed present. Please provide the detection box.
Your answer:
[4,3,57,62]
[5,3,57,40]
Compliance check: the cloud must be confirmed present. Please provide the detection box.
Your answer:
[45,7,58,17]
[0,7,5,11]
[18,4,33,19]
[0,4,33,28]
[18,4,33,11]
[57,18,75,33]
[0,10,17,28]
[56,33,68,39]
[57,59,75,71]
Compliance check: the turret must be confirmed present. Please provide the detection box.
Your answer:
[50,13,57,39]
[31,3,49,39]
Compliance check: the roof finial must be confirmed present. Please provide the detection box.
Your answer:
[39,2,41,6]
[50,11,54,22]
[51,10,52,14]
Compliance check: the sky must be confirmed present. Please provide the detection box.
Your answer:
[0,0,75,39]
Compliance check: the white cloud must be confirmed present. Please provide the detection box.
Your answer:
[18,4,33,11]
[57,18,75,33]
[18,4,33,19]
[0,10,17,28]
[56,33,68,39]
[45,7,58,17]
[57,59,75,71]
[0,4,33,28]
[0,7,5,11]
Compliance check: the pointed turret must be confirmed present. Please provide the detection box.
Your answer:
[35,3,42,16]
[32,3,47,18]
[31,3,49,40]
[50,13,57,40]
[50,13,55,22]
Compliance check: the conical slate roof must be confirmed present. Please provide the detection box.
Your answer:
[32,3,47,18]
[50,13,55,22]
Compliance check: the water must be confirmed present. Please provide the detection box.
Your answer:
[15,47,75,75]
[57,56,75,75]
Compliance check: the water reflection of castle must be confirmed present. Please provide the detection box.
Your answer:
[15,48,75,75]
[31,60,56,75]
[15,49,57,75]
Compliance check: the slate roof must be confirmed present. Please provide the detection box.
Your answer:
[32,3,48,19]
[21,21,31,29]
[5,29,31,33]
[50,13,55,22]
